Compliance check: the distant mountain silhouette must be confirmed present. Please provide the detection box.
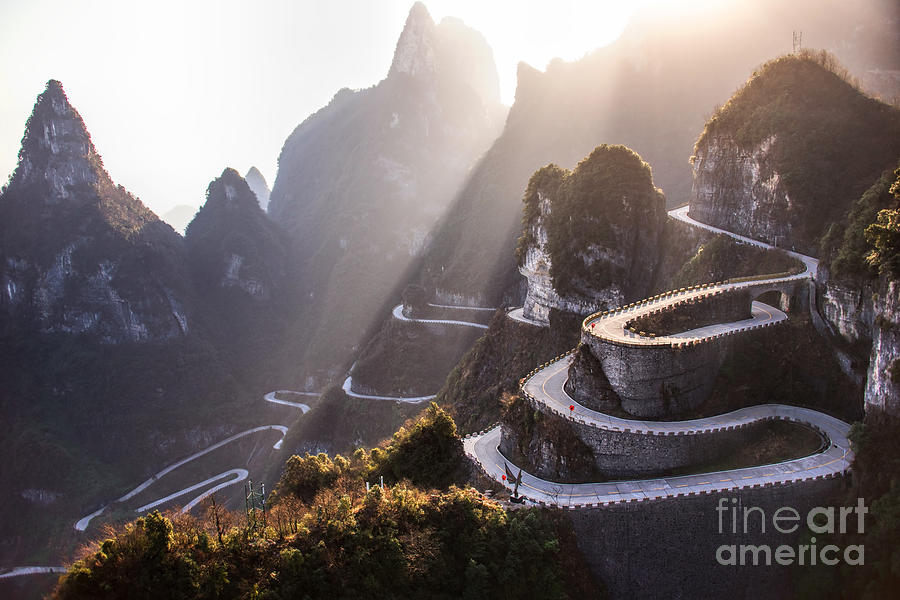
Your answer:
[244,166,270,211]
[268,2,506,380]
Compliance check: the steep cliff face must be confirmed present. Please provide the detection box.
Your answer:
[268,3,504,378]
[820,279,876,346]
[817,162,900,356]
[516,146,666,324]
[866,279,900,415]
[0,80,192,343]
[690,53,900,253]
[690,135,794,246]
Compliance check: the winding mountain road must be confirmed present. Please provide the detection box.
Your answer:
[466,206,852,506]
[136,469,249,514]
[342,375,437,403]
[392,304,489,329]
[74,425,288,531]
[506,307,545,327]
[426,302,496,312]
[341,302,496,403]
[264,390,314,411]
[0,566,67,579]
[72,297,496,535]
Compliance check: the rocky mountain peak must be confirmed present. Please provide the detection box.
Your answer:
[201,168,259,212]
[389,2,437,78]
[9,79,108,203]
[0,81,193,343]
[388,3,501,107]
[186,168,287,300]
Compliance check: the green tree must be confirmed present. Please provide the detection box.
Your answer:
[865,208,900,278]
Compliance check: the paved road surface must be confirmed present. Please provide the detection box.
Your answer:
[264,390,314,411]
[342,375,437,403]
[136,469,249,513]
[75,425,288,531]
[426,302,496,312]
[507,307,546,327]
[0,566,67,579]
[466,207,851,506]
[392,304,489,329]
[466,421,849,506]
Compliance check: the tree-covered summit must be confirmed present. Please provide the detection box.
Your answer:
[694,50,900,248]
[517,144,665,298]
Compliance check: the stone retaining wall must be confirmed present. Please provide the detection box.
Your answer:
[582,331,734,417]
[567,476,848,599]
[510,392,824,479]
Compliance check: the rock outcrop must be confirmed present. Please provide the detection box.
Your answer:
[516,146,666,325]
[689,53,900,253]
[866,279,900,416]
[0,80,192,343]
[690,135,792,247]
[820,278,876,346]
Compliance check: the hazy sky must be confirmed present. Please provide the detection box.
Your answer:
[0,0,639,219]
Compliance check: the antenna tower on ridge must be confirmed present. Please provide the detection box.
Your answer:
[793,31,803,54]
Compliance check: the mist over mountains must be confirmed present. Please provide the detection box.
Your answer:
[2,1,900,598]
[414,0,900,306]
[268,2,505,381]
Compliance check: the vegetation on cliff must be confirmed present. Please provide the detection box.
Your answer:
[53,406,598,600]
[437,309,581,434]
[516,145,665,298]
[865,209,900,279]
[695,51,900,247]
[826,161,900,280]
[665,234,801,289]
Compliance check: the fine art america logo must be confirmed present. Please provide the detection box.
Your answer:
[715,497,867,566]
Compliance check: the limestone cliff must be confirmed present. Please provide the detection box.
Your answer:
[820,278,876,347]
[690,135,793,246]
[866,279,900,415]
[0,80,192,343]
[416,1,900,307]
[690,53,900,254]
[516,145,666,325]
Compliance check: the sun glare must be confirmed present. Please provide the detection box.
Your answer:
[423,0,638,104]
